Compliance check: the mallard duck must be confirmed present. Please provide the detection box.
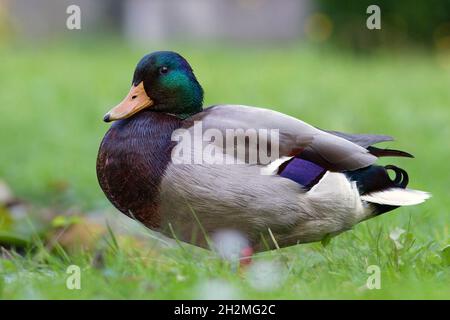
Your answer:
[97,51,430,251]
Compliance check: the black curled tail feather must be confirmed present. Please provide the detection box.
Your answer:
[345,164,410,215]
[384,165,409,189]
[345,164,409,195]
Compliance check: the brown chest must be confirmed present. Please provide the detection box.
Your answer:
[96,112,181,229]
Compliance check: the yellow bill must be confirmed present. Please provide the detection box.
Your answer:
[103,82,153,122]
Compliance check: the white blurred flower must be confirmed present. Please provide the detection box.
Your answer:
[176,274,186,282]
[389,227,406,249]
[245,260,286,291]
[212,229,250,262]
[196,279,239,300]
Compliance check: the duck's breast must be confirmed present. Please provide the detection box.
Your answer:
[96,112,182,228]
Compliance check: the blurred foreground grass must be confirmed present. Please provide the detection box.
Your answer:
[0,41,449,299]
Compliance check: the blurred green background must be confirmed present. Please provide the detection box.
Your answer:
[0,0,449,299]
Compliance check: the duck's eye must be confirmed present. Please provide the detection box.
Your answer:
[159,66,169,75]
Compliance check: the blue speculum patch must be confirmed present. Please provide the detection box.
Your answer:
[279,158,326,190]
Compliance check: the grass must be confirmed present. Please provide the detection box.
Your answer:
[0,40,449,299]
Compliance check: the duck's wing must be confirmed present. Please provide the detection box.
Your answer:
[325,130,414,158]
[324,130,393,148]
[185,105,377,171]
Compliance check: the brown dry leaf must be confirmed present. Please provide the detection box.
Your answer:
[52,216,159,256]
[52,217,106,252]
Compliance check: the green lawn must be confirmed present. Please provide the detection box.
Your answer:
[0,41,449,299]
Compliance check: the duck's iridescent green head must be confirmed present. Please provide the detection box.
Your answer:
[104,51,204,122]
